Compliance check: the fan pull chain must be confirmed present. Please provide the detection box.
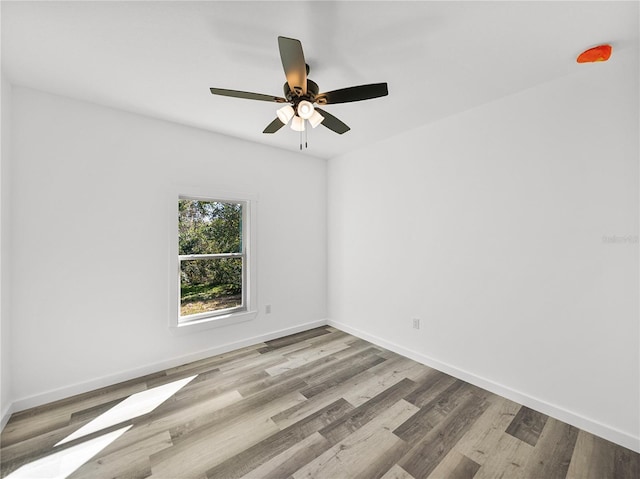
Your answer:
[298,121,309,150]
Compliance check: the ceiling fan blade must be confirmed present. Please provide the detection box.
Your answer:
[278,36,307,96]
[316,83,388,105]
[263,118,285,134]
[210,88,286,103]
[315,107,350,134]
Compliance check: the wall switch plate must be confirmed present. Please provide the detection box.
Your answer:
[265,305,272,314]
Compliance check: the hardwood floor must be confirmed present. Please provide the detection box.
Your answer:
[1,326,638,478]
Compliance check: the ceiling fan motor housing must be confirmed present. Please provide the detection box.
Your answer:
[284,79,319,105]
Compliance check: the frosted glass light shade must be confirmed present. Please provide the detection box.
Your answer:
[290,115,305,131]
[277,105,295,124]
[297,100,314,120]
[308,110,324,128]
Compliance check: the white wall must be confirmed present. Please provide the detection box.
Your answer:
[328,48,639,451]
[9,87,327,406]
[1,75,13,426]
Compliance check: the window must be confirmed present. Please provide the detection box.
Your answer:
[174,195,255,327]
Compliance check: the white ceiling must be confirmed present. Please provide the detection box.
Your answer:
[2,1,638,159]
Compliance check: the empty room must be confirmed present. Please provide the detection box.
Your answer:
[0,1,638,478]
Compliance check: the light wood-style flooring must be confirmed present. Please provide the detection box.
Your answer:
[1,326,638,478]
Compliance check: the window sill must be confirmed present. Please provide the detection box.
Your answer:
[170,310,258,334]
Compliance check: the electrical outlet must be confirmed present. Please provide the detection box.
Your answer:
[412,318,420,329]
[265,304,272,314]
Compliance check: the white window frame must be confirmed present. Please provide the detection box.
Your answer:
[169,191,257,331]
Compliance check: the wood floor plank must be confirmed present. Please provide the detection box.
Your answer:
[318,378,417,445]
[259,327,333,352]
[238,432,331,479]
[206,399,353,479]
[566,429,616,479]
[144,365,222,389]
[169,367,248,403]
[164,344,262,376]
[214,350,289,376]
[150,372,247,418]
[340,356,426,407]
[330,338,384,359]
[393,380,470,444]
[397,388,490,479]
[352,435,409,479]
[83,389,244,465]
[472,431,534,479]
[68,397,128,424]
[518,417,579,479]
[265,340,352,376]
[0,380,148,448]
[613,443,640,479]
[449,454,482,478]
[292,400,418,479]
[299,349,387,398]
[0,421,92,477]
[270,364,397,431]
[403,369,456,407]
[219,331,342,377]
[241,347,370,399]
[68,431,173,479]
[452,395,521,466]
[149,392,304,478]
[2,327,638,479]
[263,329,350,362]
[426,450,481,479]
[505,405,549,447]
[168,377,308,444]
[380,464,416,479]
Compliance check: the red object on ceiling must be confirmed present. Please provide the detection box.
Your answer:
[577,44,612,63]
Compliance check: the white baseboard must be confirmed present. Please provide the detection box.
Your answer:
[1,401,14,431]
[328,319,640,454]
[8,319,329,415]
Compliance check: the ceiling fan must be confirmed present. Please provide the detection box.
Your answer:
[210,36,388,148]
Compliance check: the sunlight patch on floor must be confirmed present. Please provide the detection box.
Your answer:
[56,375,197,446]
[6,375,198,479]
[6,426,131,479]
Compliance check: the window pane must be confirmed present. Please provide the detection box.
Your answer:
[178,199,242,255]
[180,257,242,317]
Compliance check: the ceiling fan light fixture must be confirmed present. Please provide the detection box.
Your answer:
[297,100,314,119]
[210,36,389,144]
[277,105,295,124]
[291,115,305,131]
[308,110,324,128]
